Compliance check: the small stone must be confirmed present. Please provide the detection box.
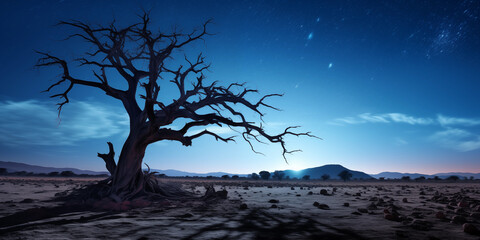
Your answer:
[320,189,329,195]
[358,208,368,213]
[367,203,377,210]
[307,191,313,195]
[463,223,479,235]
[313,201,320,207]
[291,187,295,190]
[458,200,469,208]
[351,211,362,215]
[384,213,400,221]
[239,203,248,210]
[296,194,301,197]
[435,211,446,219]
[268,199,279,203]
[470,212,480,219]
[317,204,330,210]
[402,198,408,203]
[451,215,467,224]
[178,213,193,218]
[411,220,432,231]
[20,198,34,203]
[343,202,350,207]
[270,204,278,208]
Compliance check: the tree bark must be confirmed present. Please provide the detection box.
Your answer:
[110,132,148,201]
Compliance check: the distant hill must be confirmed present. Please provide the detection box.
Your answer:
[372,172,480,179]
[0,161,108,175]
[282,164,373,180]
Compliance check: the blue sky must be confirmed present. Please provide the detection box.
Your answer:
[0,0,479,174]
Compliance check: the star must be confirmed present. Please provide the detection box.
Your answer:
[307,32,314,40]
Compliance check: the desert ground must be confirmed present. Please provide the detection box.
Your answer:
[1,177,480,239]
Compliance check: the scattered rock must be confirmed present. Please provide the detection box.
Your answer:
[343,202,350,207]
[320,189,329,195]
[463,223,479,235]
[470,212,480,219]
[451,215,467,224]
[313,201,320,207]
[384,213,399,221]
[296,194,301,197]
[458,200,469,208]
[358,208,368,213]
[20,198,34,203]
[367,203,378,210]
[270,204,278,208]
[411,219,432,231]
[268,199,279,203]
[435,211,446,219]
[177,213,193,218]
[291,187,295,190]
[351,211,362,215]
[402,198,408,203]
[317,204,330,210]
[239,203,248,210]
[307,191,313,195]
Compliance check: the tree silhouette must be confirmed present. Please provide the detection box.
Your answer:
[36,13,315,201]
[250,173,260,180]
[302,175,310,180]
[321,174,330,181]
[259,171,271,180]
[272,170,285,180]
[338,170,352,182]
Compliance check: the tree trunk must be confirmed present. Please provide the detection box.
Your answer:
[110,132,148,201]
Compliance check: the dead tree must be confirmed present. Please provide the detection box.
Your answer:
[37,13,316,201]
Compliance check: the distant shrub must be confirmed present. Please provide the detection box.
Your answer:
[285,176,290,180]
[379,177,385,181]
[206,176,213,179]
[320,174,329,181]
[250,173,260,180]
[272,171,285,180]
[259,171,270,180]
[338,170,352,182]
[303,175,311,180]
[221,175,230,179]
[14,171,27,176]
[0,168,7,175]
[433,176,440,180]
[231,175,239,179]
[60,171,75,177]
[401,176,411,181]
[48,172,59,177]
[414,176,426,181]
[446,175,459,181]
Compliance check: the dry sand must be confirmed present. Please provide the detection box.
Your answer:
[1,176,480,239]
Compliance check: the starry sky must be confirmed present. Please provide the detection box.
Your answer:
[0,0,479,175]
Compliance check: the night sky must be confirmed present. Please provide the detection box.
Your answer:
[1,0,479,175]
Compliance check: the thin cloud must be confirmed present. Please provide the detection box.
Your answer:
[437,115,480,127]
[0,100,128,146]
[429,128,480,152]
[330,113,433,126]
[330,112,480,152]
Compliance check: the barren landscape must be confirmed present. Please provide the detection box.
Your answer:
[1,176,480,239]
